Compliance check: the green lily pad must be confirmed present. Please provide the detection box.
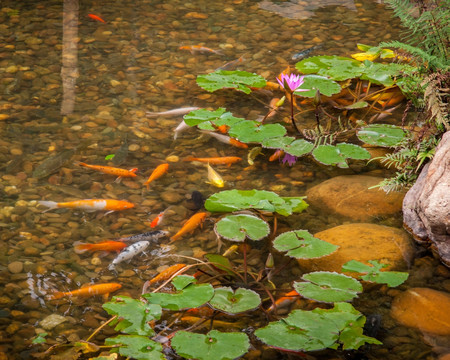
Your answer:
[336,143,371,160]
[296,56,364,81]
[143,275,214,310]
[294,75,341,97]
[255,302,381,352]
[342,260,409,287]
[228,121,286,143]
[294,272,363,303]
[261,136,296,149]
[214,214,270,242]
[171,330,250,360]
[205,189,308,216]
[204,254,234,275]
[312,144,347,168]
[183,108,246,131]
[103,296,161,336]
[357,124,408,147]
[284,139,315,157]
[360,61,415,86]
[196,70,266,94]
[273,230,338,259]
[105,335,164,360]
[209,287,261,314]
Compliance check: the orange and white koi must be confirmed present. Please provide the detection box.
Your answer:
[146,106,200,118]
[170,212,208,243]
[149,209,168,228]
[144,163,169,189]
[74,240,127,254]
[38,199,135,212]
[47,283,121,300]
[184,156,242,166]
[78,162,138,178]
[200,130,248,149]
[268,290,301,312]
[179,45,223,55]
[88,14,106,23]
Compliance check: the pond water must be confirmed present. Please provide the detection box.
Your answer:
[1,0,449,359]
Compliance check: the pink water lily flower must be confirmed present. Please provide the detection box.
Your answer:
[277,73,308,93]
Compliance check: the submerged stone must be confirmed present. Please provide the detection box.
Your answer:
[40,314,68,330]
[390,288,450,336]
[298,223,414,273]
[305,175,405,221]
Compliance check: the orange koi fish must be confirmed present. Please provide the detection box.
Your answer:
[268,289,300,312]
[147,264,187,286]
[184,156,242,166]
[170,212,208,243]
[78,162,138,178]
[269,149,285,162]
[144,163,169,189]
[73,240,127,254]
[185,305,215,317]
[216,125,230,134]
[47,283,121,300]
[201,131,248,149]
[179,45,223,55]
[88,14,106,23]
[38,199,135,212]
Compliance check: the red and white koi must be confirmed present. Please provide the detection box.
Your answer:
[108,241,150,271]
[149,209,168,228]
[200,130,248,149]
[38,199,135,212]
[146,107,200,118]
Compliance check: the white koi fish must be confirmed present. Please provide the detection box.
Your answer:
[174,119,191,140]
[146,107,200,118]
[108,241,150,271]
[200,131,248,149]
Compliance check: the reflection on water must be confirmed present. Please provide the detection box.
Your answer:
[0,0,448,358]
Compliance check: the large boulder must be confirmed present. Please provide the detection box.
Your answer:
[298,223,414,273]
[306,175,405,221]
[403,131,450,266]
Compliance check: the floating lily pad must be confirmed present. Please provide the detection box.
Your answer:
[183,108,246,131]
[197,70,266,94]
[296,56,364,81]
[209,287,261,314]
[357,124,408,147]
[228,121,286,143]
[294,75,341,97]
[205,189,308,216]
[360,61,415,86]
[105,335,164,360]
[103,296,161,336]
[261,136,296,149]
[214,214,270,242]
[143,275,214,310]
[294,272,363,303]
[171,330,250,360]
[342,260,409,287]
[284,139,315,157]
[312,144,347,167]
[336,143,371,160]
[204,254,234,275]
[255,302,381,352]
[273,230,338,259]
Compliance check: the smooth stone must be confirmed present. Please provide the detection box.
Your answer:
[40,314,68,330]
[391,288,450,335]
[8,261,23,274]
[305,175,405,221]
[160,191,183,204]
[298,223,414,273]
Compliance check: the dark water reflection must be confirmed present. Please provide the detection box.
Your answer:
[0,0,448,359]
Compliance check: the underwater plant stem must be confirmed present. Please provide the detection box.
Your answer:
[86,315,117,342]
[290,92,301,134]
[243,241,248,285]
[315,107,321,134]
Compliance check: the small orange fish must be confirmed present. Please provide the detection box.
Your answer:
[215,124,230,134]
[268,290,300,312]
[184,156,242,166]
[269,149,285,162]
[47,283,121,300]
[74,240,127,254]
[229,138,248,149]
[179,45,223,55]
[144,163,169,189]
[88,14,106,23]
[148,264,187,286]
[264,81,283,91]
[170,212,208,243]
[185,305,215,317]
[149,209,168,228]
[38,199,135,212]
[78,162,138,178]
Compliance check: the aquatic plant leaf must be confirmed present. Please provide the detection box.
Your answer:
[196,70,267,94]
[103,296,161,336]
[284,139,315,157]
[214,214,270,242]
[184,108,227,127]
[294,272,362,303]
[228,121,286,143]
[204,254,234,275]
[261,136,296,149]
[255,302,381,351]
[31,332,48,344]
[32,149,76,178]
[105,154,115,160]
[280,197,309,214]
[209,287,261,314]
[105,335,164,360]
[360,61,416,86]
[295,56,364,81]
[312,145,348,167]
[171,330,250,360]
[293,75,341,97]
[143,275,214,310]
[336,143,371,160]
[205,189,308,216]
[273,230,338,259]
[357,124,407,147]
[90,354,118,360]
[342,260,409,287]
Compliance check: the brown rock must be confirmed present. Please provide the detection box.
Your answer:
[391,288,450,335]
[306,175,405,221]
[298,223,414,273]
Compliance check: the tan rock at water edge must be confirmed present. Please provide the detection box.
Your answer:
[391,288,450,336]
[305,175,405,221]
[298,223,414,273]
